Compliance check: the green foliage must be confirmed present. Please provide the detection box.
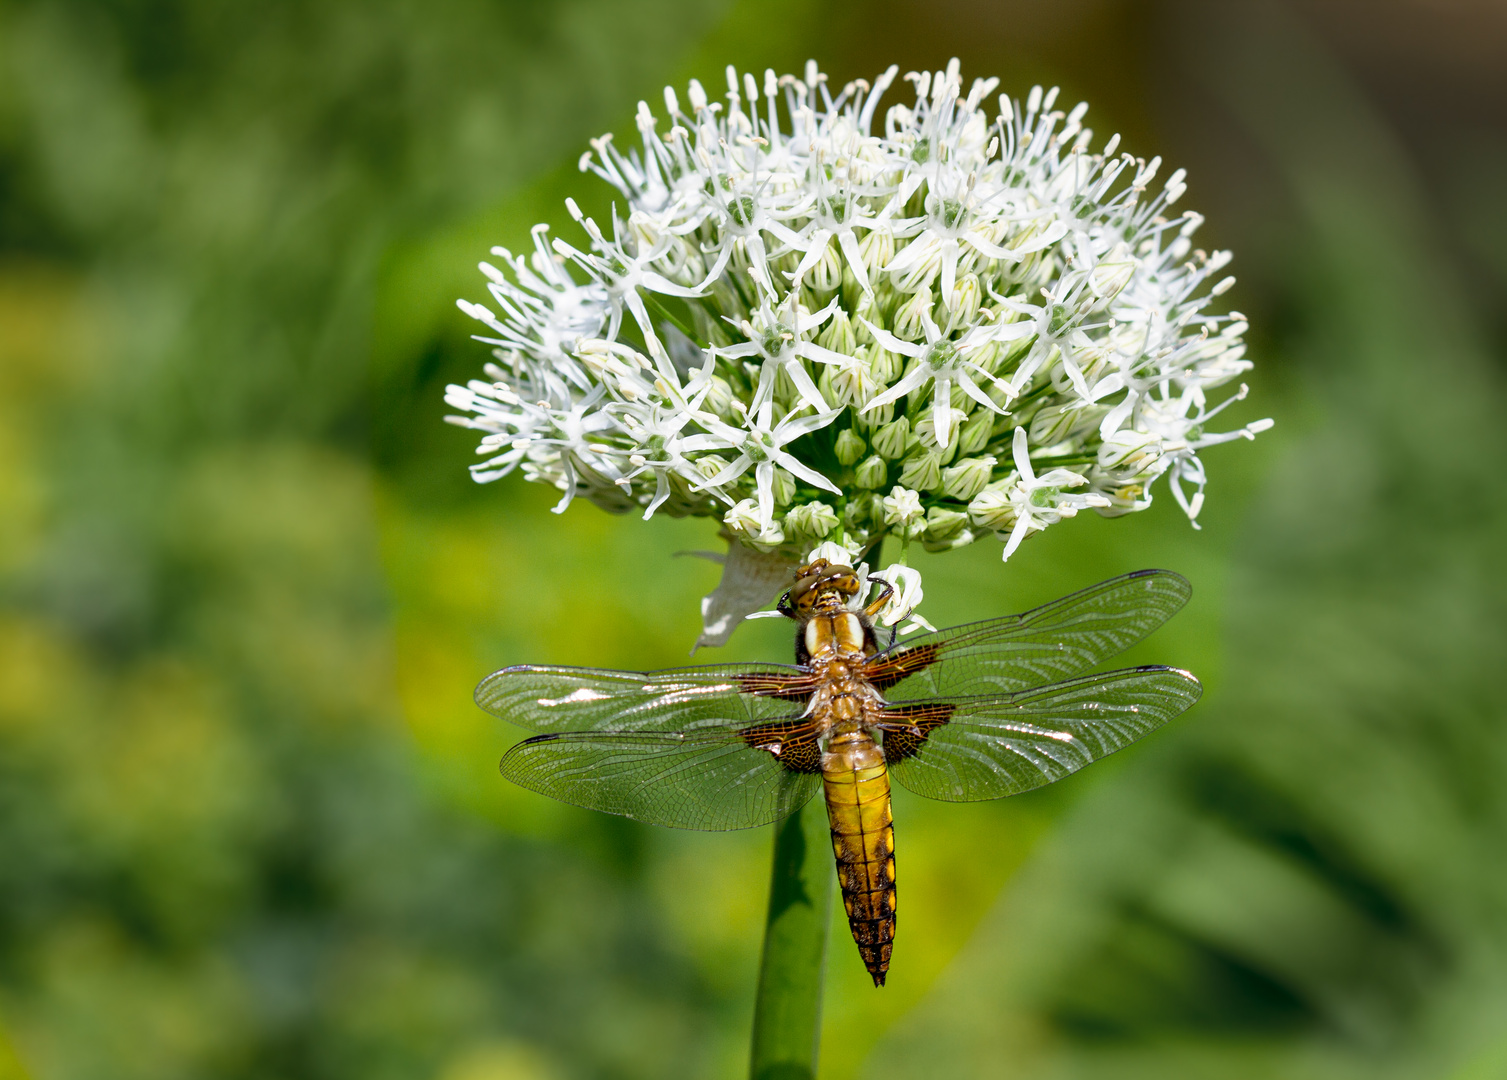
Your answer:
[2,1,1503,1079]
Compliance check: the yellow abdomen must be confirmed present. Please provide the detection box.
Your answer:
[822,732,896,986]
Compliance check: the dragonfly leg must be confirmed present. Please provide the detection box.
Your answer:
[863,576,895,620]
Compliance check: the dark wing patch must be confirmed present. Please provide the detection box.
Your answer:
[738,718,824,773]
[876,702,957,764]
[863,643,942,693]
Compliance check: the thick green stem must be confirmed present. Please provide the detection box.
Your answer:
[749,795,833,1080]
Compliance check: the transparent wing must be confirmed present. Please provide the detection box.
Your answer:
[500,725,822,831]
[882,666,1202,802]
[476,663,815,734]
[865,569,1192,700]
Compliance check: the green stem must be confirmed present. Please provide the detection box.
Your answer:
[749,795,833,1080]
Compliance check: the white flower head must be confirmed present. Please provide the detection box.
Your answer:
[447,60,1268,564]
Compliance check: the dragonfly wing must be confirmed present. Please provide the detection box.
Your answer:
[476,662,816,733]
[500,725,822,831]
[868,569,1192,700]
[882,666,1202,802]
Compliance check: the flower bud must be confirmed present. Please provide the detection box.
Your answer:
[940,454,997,501]
[723,499,786,550]
[748,521,786,550]
[858,228,894,274]
[1096,429,1162,475]
[1029,399,1093,448]
[923,507,969,544]
[892,288,933,341]
[898,450,942,493]
[967,479,1020,532]
[947,272,982,323]
[724,498,764,535]
[842,497,872,530]
[881,486,924,533]
[703,376,740,422]
[867,342,905,387]
[809,236,844,293]
[956,409,995,456]
[818,308,857,356]
[969,338,1004,376]
[854,454,888,490]
[770,467,796,506]
[856,400,895,431]
[912,408,966,463]
[1088,243,1135,301]
[820,357,877,408]
[871,416,911,460]
[834,428,866,466]
[693,454,731,484]
[784,500,839,540]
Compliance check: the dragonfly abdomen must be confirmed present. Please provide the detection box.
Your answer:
[822,731,896,987]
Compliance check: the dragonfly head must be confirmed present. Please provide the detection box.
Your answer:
[787,558,862,619]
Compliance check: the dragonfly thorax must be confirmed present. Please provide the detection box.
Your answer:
[804,612,868,666]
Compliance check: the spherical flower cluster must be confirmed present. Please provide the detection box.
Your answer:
[446,59,1270,563]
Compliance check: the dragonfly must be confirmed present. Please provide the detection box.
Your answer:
[476,562,1201,987]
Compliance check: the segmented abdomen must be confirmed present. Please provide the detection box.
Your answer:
[822,733,896,987]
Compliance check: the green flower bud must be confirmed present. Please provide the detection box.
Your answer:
[923,506,970,544]
[1088,243,1135,301]
[940,454,998,501]
[808,236,844,293]
[699,375,739,421]
[912,410,964,465]
[723,498,763,535]
[858,228,894,274]
[855,399,895,432]
[1096,429,1162,476]
[969,338,1004,376]
[871,416,912,460]
[867,342,904,386]
[820,356,877,409]
[956,409,995,456]
[967,478,1019,532]
[1028,397,1096,448]
[893,287,933,341]
[922,526,976,552]
[724,499,787,549]
[818,308,856,356]
[945,272,982,323]
[784,500,839,540]
[854,454,888,490]
[898,450,942,492]
[770,467,796,506]
[834,428,866,466]
[692,453,731,483]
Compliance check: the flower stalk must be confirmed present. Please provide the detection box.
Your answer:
[749,797,833,1080]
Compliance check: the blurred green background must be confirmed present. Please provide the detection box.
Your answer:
[3,0,1506,1076]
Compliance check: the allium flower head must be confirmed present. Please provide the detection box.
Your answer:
[447,59,1271,566]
